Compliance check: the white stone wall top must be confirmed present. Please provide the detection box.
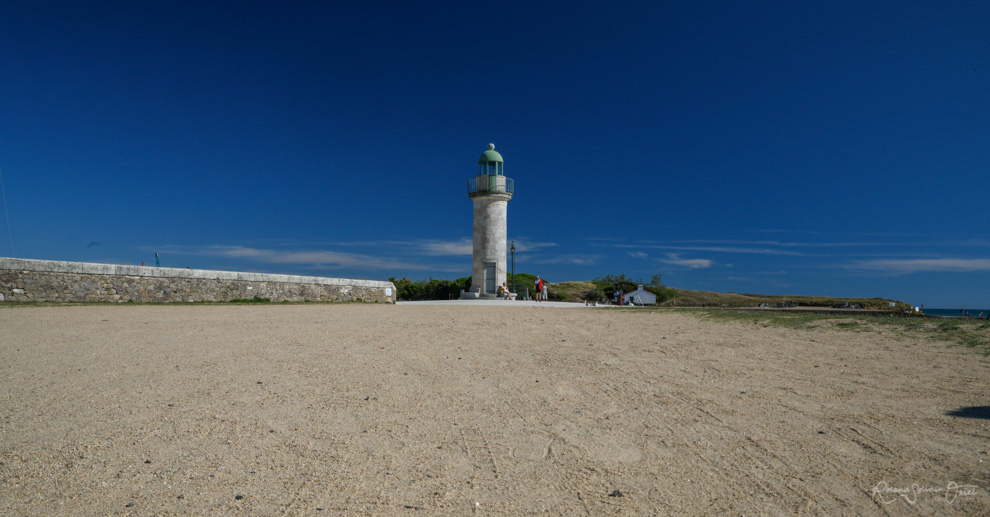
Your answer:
[0,257,394,289]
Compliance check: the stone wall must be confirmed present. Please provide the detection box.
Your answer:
[0,258,395,304]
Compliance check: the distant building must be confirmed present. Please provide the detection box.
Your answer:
[624,285,657,305]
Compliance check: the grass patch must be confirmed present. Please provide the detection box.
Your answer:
[692,309,836,330]
[834,320,862,330]
[228,296,272,303]
[0,301,83,308]
[547,281,597,302]
[666,290,911,311]
[0,298,358,308]
[691,309,990,354]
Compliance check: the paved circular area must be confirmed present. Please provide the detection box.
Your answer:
[397,299,604,308]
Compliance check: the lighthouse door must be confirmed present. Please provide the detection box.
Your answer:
[484,263,496,294]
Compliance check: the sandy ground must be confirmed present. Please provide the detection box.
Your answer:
[0,305,987,516]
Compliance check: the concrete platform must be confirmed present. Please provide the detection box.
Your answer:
[398,299,594,308]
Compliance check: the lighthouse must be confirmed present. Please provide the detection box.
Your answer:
[462,143,514,298]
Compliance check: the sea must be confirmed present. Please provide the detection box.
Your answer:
[922,308,990,318]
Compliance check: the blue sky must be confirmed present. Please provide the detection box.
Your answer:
[1,1,988,307]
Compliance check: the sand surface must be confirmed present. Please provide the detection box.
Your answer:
[1,305,987,515]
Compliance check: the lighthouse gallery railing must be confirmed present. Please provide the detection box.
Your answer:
[467,177,514,195]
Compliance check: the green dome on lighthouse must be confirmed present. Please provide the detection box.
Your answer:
[478,143,503,164]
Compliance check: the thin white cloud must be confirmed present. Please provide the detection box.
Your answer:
[676,239,914,249]
[150,236,560,275]
[408,237,557,256]
[610,244,803,256]
[527,255,599,266]
[658,253,713,269]
[628,251,648,258]
[586,236,629,242]
[226,238,556,257]
[846,258,990,274]
[750,229,924,238]
[953,239,990,247]
[507,239,558,253]
[416,238,473,256]
[153,245,439,271]
[751,229,823,235]
[219,246,268,258]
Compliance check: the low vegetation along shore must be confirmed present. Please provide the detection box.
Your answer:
[549,282,911,310]
[390,273,912,311]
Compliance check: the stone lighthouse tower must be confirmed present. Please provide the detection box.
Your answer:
[463,143,514,298]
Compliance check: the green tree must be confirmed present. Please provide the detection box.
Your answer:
[648,274,664,288]
[583,287,606,303]
[593,273,639,295]
[508,272,538,297]
[643,273,677,303]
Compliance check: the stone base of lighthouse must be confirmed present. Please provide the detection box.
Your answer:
[461,192,511,299]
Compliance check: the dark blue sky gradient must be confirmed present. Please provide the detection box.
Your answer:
[1,1,988,306]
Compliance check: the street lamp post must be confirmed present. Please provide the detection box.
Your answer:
[510,241,515,296]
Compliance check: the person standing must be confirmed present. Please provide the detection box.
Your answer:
[535,276,543,302]
[542,280,548,302]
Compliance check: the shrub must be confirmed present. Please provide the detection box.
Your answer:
[584,287,606,302]
[389,276,472,301]
[230,295,271,303]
